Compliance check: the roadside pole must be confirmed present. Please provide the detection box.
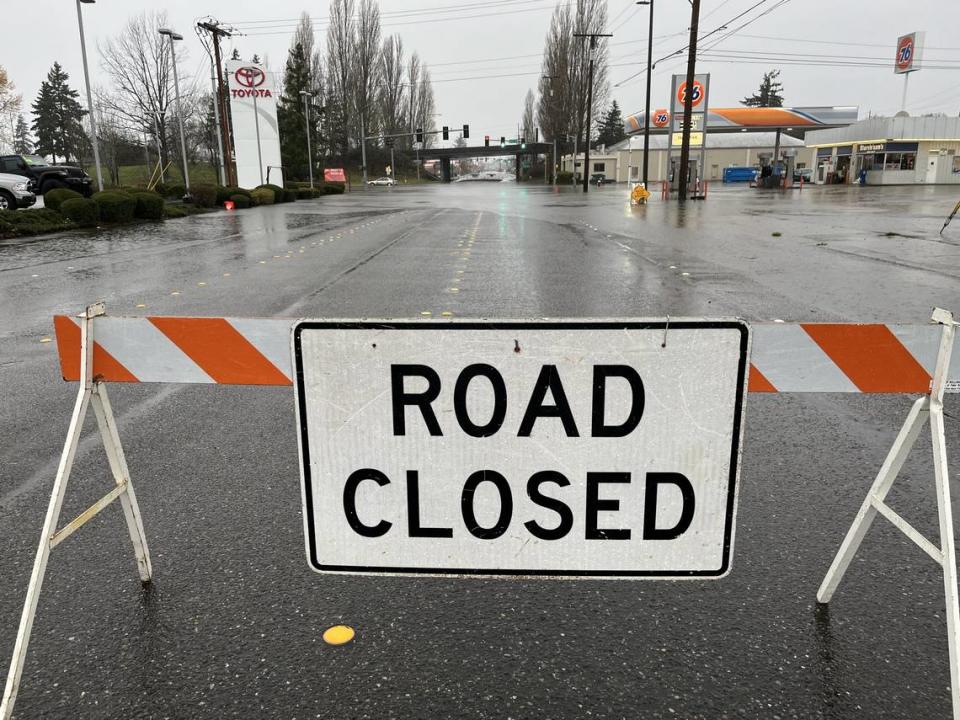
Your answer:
[677,0,701,202]
[75,0,103,192]
[360,112,369,189]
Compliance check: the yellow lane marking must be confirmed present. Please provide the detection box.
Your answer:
[39,337,52,344]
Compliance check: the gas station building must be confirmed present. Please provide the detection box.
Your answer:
[804,115,960,185]
[564,106,859,184]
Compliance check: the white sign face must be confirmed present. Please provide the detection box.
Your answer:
[293,321,749,579]
[225,60,283,189]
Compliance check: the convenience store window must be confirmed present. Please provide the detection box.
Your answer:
[884,152,916,170]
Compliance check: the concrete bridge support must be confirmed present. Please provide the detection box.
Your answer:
[441,158,452,183]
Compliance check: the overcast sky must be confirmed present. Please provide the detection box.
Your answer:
[5,0,958,144]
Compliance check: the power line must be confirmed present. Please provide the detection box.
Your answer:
[236,1,566,35]
[229,0,550,26]
[614,0,786,87]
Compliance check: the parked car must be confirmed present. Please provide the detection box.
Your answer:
[590,173,607,186]
[367,176,396,186]
[0,154,93,196]
[0,172,37,210]
[793,168,813,183]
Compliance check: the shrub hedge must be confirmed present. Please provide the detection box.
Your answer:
[256,184,288,202]
[44,187,83,212]
[251,188,274,205]
[189,184,218,208]
[164,204,189,219]
[92,191,136,223]
[0,208,72,237]
[60,198,99,227]
[230,194,251,209]
[322,182,346,194]
[216,186,252,205]
[133,191,165,220]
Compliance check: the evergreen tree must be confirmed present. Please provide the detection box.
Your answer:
[13,114,32,153]
[595,100,626,148]
[742,70,785,108]
[278,42,316,180]
[31,62,88,163]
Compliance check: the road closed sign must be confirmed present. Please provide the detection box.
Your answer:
[293,320,749,578]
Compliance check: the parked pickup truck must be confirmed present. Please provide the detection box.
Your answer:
[0,154,93,196]
[0,173,37,210]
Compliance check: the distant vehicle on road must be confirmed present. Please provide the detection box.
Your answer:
[367,176,396,186]
[590,173,607,186]
[0,173,37,210]
[793,168,813,183]
[0,154,93,196]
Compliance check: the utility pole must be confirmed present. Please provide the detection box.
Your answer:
[677,0,701,202]
[198,20,235,186]
[360,112,368,188]
[574,32,612,193]
[638,0,654,189]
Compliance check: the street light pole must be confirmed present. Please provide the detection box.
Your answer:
[300,90,314,189]
[638,0,654,189]
[76,0,103,192]
[159,28,190,196]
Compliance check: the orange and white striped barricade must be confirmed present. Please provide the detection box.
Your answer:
[3,306,960,719]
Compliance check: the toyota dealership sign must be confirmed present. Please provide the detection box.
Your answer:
[226,60,282,188]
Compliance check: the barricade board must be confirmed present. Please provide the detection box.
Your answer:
[292,320,750,578]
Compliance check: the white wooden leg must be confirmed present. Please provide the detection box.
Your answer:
[0,385,90,720]
[817,396,930,603]
[91,384,153,583]
[931,404,960,718]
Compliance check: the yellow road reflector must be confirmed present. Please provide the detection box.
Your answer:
[420,311,432,316]
[441,311,453,317]
[223,273,231,277]
[448,288,460,294]
[39,337,52,344]
[136,303,146,309]
[198,282,206,286]
[322,625,355,646]
[170,291,180,296]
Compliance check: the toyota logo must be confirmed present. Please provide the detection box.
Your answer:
[234,66,265,88]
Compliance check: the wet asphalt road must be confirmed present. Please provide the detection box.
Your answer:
[2,182,960,719]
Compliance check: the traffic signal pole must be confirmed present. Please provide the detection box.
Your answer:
[677,0,701,202]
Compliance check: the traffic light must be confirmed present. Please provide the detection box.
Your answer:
[415,127,423,143]
[442,125,449,140]
[462,124,469,139]
[484,135,490,147]
[500,136,505,148]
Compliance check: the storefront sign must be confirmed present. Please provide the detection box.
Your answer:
[857,143,885,153]
[324,168,347,183]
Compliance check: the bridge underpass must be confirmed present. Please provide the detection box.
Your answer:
[418,142,553,182]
